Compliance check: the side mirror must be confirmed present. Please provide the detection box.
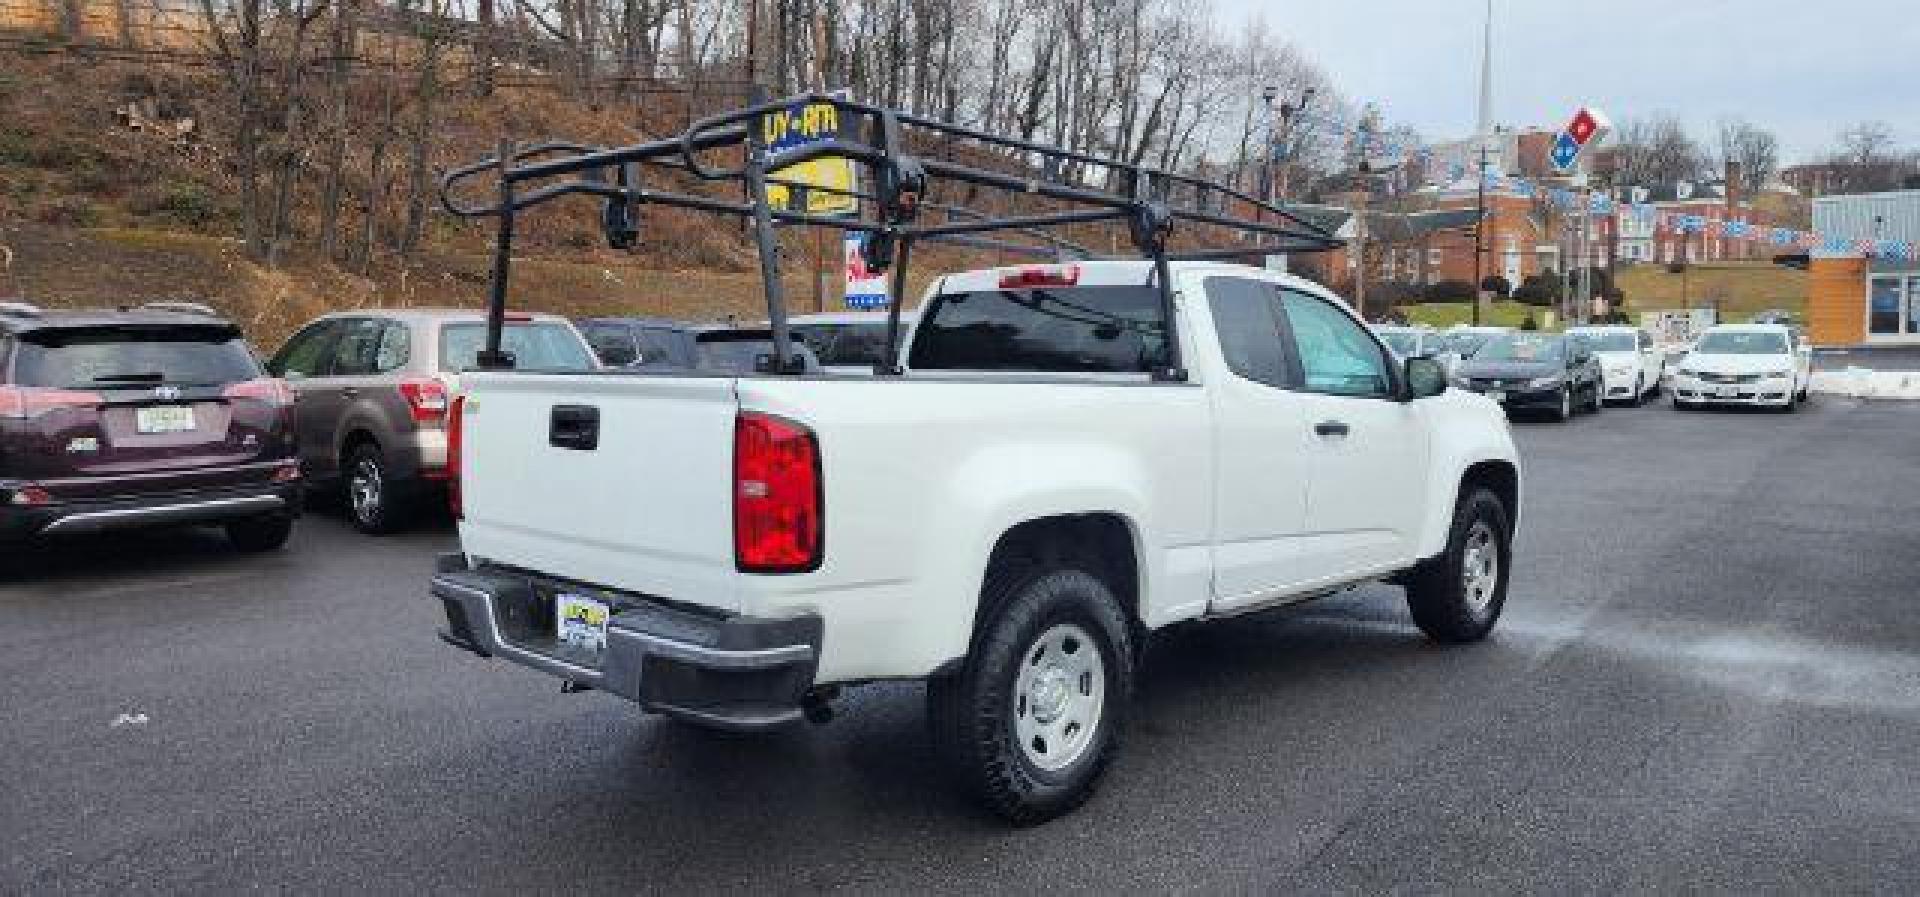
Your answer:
[1405,356,1447,400]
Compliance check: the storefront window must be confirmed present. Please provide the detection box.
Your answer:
[1870,276,1903,335]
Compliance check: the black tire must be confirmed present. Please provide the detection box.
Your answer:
[1404,487,1511,644]
[1587,381,1605,414]
[928,566,1134,825]
[1630,376,1646,407]
[1549,386,1572,422]
[343,443,409,535]
[226,514,294,552]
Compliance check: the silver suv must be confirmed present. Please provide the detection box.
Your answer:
[266,309,596,533]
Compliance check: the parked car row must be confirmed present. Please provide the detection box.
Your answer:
[1375,320,1813,419]
[2,303,927,559]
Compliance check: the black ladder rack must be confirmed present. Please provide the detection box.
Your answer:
[439,92,1344,378]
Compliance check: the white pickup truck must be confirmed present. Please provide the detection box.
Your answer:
[432,260,1521,823]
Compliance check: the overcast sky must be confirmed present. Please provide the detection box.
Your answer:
[1213,0,1920,165]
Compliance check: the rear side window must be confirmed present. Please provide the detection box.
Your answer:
[581,322,639,365]
[329,318,386,376]
[438,322,595,373]
[909,286,1168,373]
[1205,277,1293,388]
[374,321,411,372]
[634,328,689,366]
[13,325,261,387]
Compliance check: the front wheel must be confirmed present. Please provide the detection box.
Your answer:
[1405,488,1511,643]
[1550,387,1572,422]
[1587,381,1605,414]
[929,567,1134,825]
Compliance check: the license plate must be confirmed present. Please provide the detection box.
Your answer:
[1488,391,1506,404]
[135,405,196,434]
[556,593,610,654]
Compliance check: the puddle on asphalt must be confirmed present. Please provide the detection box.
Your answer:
[1500,616,1920,714]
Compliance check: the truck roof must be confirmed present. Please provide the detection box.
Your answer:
[934,260,1338,300]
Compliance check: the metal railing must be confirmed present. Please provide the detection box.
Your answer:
[439,91,1344,377]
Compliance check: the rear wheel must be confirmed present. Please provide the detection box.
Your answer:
[226,514,294,552]
[1550,386,1572,422]
[929,566,1134,825]
[1586,381,1605,414]
[1630,375,1646,406]
[1405,487,1511,643]
[344,444,409,535]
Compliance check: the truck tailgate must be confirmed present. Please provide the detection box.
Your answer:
[456,373,742,613]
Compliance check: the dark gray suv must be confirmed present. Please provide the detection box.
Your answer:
[267,309,595,533]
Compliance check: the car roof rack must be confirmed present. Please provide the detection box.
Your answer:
[0,300,43,319]
[440,91,1344,379]
[138,300,221,317]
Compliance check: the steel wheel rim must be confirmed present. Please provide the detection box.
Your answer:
[349,458,383,523]
[1012,623,1106,772]
[1460,521,1499,613]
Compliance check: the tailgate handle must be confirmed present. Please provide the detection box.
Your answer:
[549,404,600,451]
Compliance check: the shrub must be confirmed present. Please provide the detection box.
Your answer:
[1480,275,1512,297]
[1513,272,1563,307]
[1424,279,1476,303]
[130,182,221,226]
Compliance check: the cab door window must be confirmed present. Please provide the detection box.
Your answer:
[1276,291,1393,398]
[1205,277,1295,388]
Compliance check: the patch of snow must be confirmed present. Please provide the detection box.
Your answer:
[1810,367,1920,400]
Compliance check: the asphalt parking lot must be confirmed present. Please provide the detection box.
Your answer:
[5,395,1919,894]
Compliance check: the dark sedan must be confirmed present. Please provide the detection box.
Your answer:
[1452,332,1604,421]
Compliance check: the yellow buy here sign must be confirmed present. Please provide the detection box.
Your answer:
[763,98,859,216]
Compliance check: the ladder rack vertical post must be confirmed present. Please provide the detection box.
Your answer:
[478,138,517,370]
[743,89,798,373]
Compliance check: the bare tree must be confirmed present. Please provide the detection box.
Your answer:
[1716,118,1778,189]
[1611,115,1705,187]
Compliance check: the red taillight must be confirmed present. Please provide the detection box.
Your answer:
[0,386,102,419]
[220,378,293,405]
[446,394,466,519]
[734,411,822,573]
[999,264,1081,289]
[8,484,53,506]
[399,378,449,424]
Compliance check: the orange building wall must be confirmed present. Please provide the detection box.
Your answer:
[1806,257,1867,346]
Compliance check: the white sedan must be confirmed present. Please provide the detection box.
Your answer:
[1567,325,1664,405]
[1671,324,1813,412]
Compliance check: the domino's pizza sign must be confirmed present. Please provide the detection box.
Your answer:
[1550,106,1612,174]
[843,233,890,309]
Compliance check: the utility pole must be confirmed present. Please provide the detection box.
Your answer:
[1473,138,1489,326]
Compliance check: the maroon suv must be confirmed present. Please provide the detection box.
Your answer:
[0,301,301,554]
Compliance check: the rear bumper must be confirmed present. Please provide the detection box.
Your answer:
[431,557,822,731]
[0,480,300,541]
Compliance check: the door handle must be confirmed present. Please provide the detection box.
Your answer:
[1313,420,1350,437]
[549,404,600,451]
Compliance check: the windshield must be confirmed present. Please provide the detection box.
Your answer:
[791,322,895,367]
[1694,331,1789,355]
[15,325,260,387]
[909,286,1168,373]
[1572,330,1636,352]
[1475,333,1565,363]
[1445,332,1491,356]
[438,322,595,373]
[1378,331,1420,357]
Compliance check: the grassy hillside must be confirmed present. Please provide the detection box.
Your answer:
[1614,262,1806,320]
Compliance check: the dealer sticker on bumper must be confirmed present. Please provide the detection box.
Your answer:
[556,594,610,654]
